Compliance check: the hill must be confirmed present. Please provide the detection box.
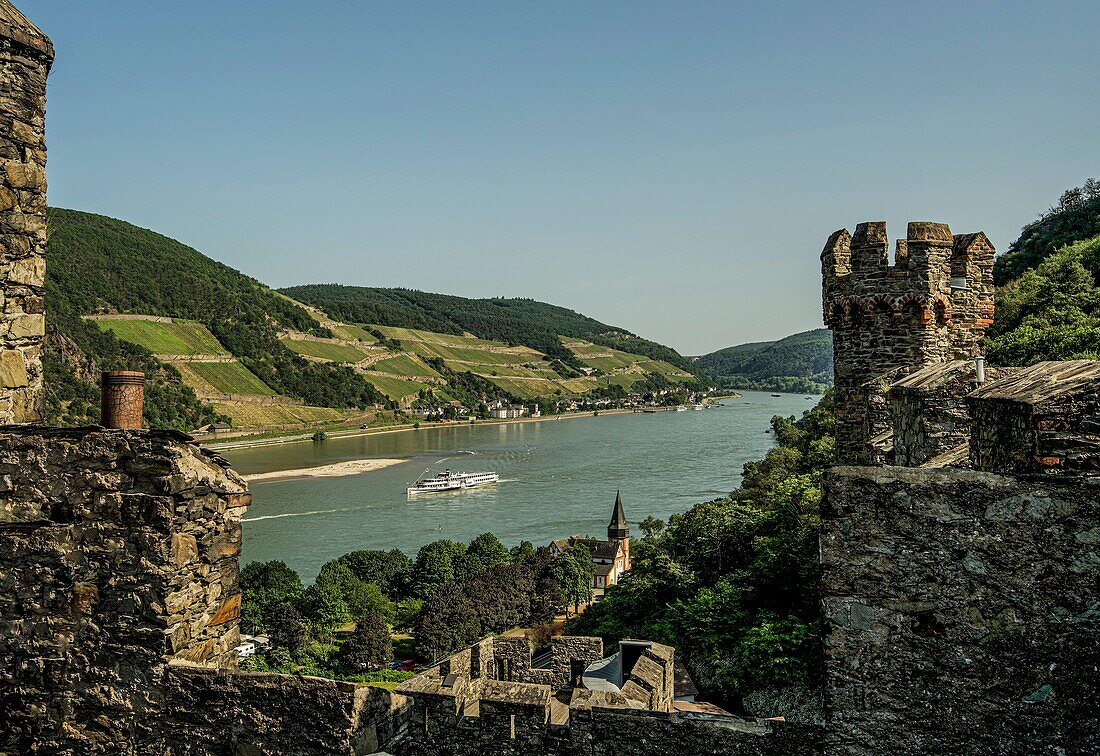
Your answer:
[693,329,833,393]
[280,284,696,373]
[43,209,698,432]
[993,178,1100,284]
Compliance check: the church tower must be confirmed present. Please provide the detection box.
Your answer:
[607,490,630,571]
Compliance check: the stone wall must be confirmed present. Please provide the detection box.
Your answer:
[0,2,52,423]
[820,465,1100,755]
[821,222,995,465]
[158,665,411,755]
[0,426,249,752]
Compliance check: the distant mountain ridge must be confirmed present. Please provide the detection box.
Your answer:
[280,284,696,373]
[694,329,833,393]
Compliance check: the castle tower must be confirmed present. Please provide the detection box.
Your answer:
[821,221,995,465]
[608,489,630,571]
[0,1,52,423]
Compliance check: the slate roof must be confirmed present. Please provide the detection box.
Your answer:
[968,360,1100,408]
[609,490,628,532]
[0,0,52,57]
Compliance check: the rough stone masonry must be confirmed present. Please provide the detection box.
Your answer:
[0,1,51,423]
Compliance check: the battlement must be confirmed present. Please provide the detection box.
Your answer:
[822,221,995,330]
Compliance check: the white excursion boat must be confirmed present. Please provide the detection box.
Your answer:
[676,405,688,412]
[692,403,705,411]
[407,469,499,497]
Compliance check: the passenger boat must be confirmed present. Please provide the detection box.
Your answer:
[692,404,705,411]
[407,469,499,497]
[675,405,687,412]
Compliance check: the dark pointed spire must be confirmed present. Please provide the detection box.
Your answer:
[608,490,629,540]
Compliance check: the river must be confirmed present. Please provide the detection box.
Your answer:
[224,391,819,582]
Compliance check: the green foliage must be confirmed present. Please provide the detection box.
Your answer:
[568,393,835,710]
[268,602,308,653]
[44,208,386,428]
[336,549,413,599]
[412,539,468,599]
[309,561,394,629]
[339,614,393,672]
[240,560,304,635]
[282,284,698,373]
[994,178,1100,284]
[987,235,1100,365]
[456,533,511,582]
[695,329,833,392]
[550,543,595,613]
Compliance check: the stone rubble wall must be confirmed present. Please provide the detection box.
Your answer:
[969,390,1100,477]
[0,29,52,423]
[0,427,249,753]
[820,465,1100,755]
[157,665,411,755]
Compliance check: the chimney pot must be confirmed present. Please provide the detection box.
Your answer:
[101,371,145,429]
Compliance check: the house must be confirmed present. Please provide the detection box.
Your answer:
[549,491,631,589]
[487,403,527,419]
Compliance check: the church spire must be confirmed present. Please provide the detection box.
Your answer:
[608,490,629,541]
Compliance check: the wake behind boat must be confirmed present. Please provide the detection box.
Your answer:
[407,468,499,497]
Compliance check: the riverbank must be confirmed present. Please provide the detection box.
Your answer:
[204,396,740,452]
[241,458,406,482]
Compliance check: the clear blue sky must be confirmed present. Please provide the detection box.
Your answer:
[24,1,1099,354]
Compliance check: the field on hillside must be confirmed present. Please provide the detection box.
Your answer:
[280,337,370,364]
[372,354,441,379]
[363,374,432,401]
[213,403,352,428]
[372,325,507,348]
[174,361,277,397]
[563,337,691,380]
[93,318,228,355]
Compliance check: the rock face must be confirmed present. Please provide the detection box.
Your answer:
[821,223,995,466]
[0,0,52,423]
[820,466,1100,754]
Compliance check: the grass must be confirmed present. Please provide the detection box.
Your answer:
[173,361,277,396]
[371,354,442,379]
[213,403,350,428]
[555,377,603,393]
[363,374,433,401]
[94,318,228,355]
[330,324,378,343]
[370,324,507,348]
[280,337,370,363]
[486,376,563,398]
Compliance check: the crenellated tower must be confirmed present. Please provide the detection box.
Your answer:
[821,221,995,465]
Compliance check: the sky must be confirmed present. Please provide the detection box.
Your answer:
[22,1,1100,355]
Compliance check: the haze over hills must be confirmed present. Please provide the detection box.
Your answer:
[694,329,833,394]
[43,209,701,432]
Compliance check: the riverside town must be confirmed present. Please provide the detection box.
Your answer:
[1,2,1096,755]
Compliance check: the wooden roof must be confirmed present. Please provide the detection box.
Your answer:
[968,360,1100,407]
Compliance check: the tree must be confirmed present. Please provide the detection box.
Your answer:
[456,532,510,582]
[414,582,481,661]
[314,561,395,623]
[300,579,352,632]
[551,544,595,615]
[240,560,304,634]
[269,602,308,653]
[412,539,466,599]
[340,613,393,672]
[510,540,537,562]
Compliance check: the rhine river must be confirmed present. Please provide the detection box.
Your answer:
[225,391,818,582]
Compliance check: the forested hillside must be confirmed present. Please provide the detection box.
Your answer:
[987,180,1100,366]
[694,329,833,393]
[993,178,1100,284]
[44,209,385,427]
[281,284,695,373]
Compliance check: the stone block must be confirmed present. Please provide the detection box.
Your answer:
[0,348,28,387]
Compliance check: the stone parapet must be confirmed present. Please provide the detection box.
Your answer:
[0,426,249,752]
[820,465,1100,754]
